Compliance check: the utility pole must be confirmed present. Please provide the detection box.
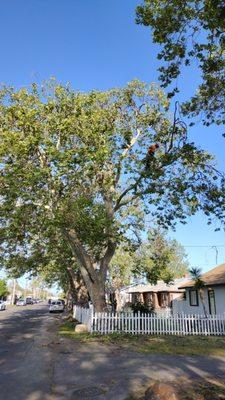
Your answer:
[11,279,16,305]
[211,246,218,265]
[24,279,28,299]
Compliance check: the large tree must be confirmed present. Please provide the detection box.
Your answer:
[136,0,225,126]
[0,80,224,311]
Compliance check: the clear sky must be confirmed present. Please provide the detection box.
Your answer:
[0,0,225,284]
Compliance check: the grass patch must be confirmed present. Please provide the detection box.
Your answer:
[181,380,225,400]
[59,321,75,332]
[58,322,225,356]
[138,335,225,357]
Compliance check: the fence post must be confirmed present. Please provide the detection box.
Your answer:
[88,305,94,333]
[137,310,140,334]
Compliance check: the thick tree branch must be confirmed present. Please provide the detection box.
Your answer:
[100,240,117,279]
[62,228,97,283]
[114,173,144,211]
[122,128,141,158]
[114,129,142,187]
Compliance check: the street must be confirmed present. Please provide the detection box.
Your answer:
[0,304,59,400]
[1,305,225,400]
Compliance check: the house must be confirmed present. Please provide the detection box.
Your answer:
[173,263,225,316]
[127,278,189,314]
[119,284,137,306]
[108,283,136,311]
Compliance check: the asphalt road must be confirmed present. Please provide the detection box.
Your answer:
[0,303,59,400]
[1,305,225,400]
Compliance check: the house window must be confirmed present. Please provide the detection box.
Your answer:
[160,292,168,308]
[208,289,216,315]
[189,289,199,306]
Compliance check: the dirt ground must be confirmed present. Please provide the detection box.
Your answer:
[51,320,225,400]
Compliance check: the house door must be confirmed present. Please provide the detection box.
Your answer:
[208,289,216,315]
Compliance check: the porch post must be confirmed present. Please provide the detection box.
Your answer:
[152,292,159,309]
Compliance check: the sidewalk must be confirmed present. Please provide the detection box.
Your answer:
[50,333,225,400]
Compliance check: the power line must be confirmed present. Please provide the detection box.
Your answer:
[183,245,225,248]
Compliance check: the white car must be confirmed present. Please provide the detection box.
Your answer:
[0,300,6,311]
[16,299,26,306]
[49,300,64,313]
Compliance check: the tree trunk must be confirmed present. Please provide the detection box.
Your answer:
[66,273,77,303]
[199,289,208,318]
[115,289,122,312]
[66,265,108,312]
[88,277,108,312]
[63,228,114,312]
[68,264,108,312]
[66,268,89,307]
[65,288,73,310]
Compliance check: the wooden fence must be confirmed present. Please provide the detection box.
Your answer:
[73,306,225,336]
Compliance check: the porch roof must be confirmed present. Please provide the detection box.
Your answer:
[128,278,187,294]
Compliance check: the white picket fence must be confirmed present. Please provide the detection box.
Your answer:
[73,306,225,336]
[73,305,93,331]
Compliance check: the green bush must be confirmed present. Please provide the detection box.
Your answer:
[131,301,153,314]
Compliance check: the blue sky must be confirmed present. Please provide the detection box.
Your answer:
[1,0,225,285]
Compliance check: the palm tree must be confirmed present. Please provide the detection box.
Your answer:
[189,267,207,317]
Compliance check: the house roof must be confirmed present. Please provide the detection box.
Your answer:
[179,263,225,288]
[128,278,189,294]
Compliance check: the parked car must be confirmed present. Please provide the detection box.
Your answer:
[49,300,64,313]
[16,299,26,306]
[25,297,34,305]
[0,300,6,311]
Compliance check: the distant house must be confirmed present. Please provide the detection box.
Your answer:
[173,263,225,316]
[128,278,189,314]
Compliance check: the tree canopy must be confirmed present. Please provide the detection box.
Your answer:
[108,245,135,293]
[0,279,8,299]
[136,0,225,126]
[109,228,188,289]
[0,80,224,310]
[134,228,189,283]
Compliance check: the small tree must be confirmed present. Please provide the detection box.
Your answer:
[0,279,8,299]
[189,267,207,317]
[134,228,189,283]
